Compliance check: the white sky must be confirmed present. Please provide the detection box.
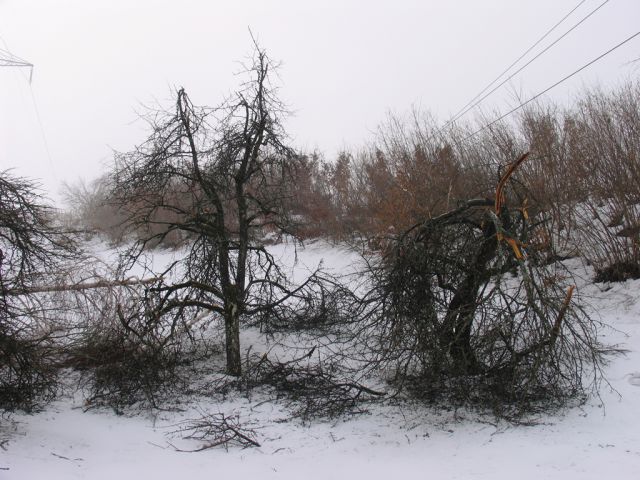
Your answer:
[1,0,639,201]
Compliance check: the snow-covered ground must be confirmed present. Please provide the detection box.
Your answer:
[2,244,640,480]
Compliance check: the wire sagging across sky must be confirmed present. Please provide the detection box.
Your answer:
[447,0,610,129]
[465,29,640,141]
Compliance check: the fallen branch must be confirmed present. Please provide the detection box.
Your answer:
[167,411,260,451]
[5,277,161,296]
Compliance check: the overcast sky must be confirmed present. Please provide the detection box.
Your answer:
[1,0,639,200]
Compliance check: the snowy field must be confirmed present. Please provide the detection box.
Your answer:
[2,242,640,479]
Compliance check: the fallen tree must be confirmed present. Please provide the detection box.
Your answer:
[4,277,159,296]
[355,153,613,416]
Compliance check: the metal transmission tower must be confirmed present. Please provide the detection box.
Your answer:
[0,47,34,82]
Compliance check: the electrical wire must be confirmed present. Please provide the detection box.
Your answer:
[464,29,640,141]
[447,0,589,127]
[447,0,610,128]
[27,84,57,179]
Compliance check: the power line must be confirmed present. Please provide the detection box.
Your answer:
[0,47,32,65]
[447,0,588,128]
[448,0,610,128]
[27,84,57,177]
[464,29,640,141]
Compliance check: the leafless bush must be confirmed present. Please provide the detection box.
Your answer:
[285,152,347,240]
[567,83,640,279]
[61,175,189,248]
[60,176,122,243]
[498,85,640,281]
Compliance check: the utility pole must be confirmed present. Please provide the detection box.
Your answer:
[0,48,33,82]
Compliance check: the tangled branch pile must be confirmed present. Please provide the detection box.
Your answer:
[222,347,384,421]
[168,410,260,451]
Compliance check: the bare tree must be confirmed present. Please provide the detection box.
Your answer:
[109,43,320,376]
[0,171,75,410]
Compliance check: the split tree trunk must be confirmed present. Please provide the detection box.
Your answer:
[442,215,498,373]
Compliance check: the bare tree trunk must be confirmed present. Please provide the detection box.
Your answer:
[225,311,241,376]
[224,285,242,376]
